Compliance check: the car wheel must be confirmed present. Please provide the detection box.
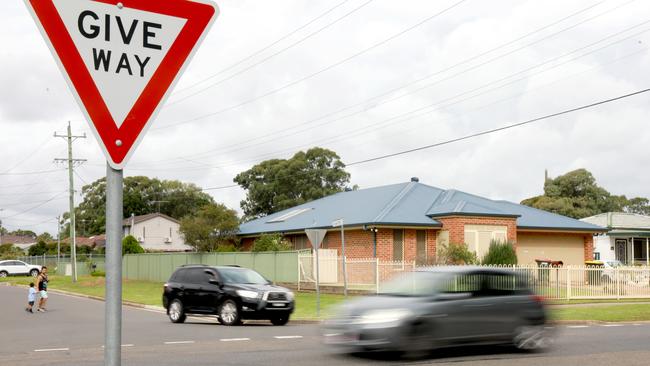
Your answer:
[168,299,186,324]
[218,299,241,326]
[0,271,8,278]
[30,269,40,277]
[270,314,290,326]
[402,321,432,360]
[513,324,552,351]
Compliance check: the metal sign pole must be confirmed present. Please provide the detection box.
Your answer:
[105,163,123,366]
[315,247,320,317]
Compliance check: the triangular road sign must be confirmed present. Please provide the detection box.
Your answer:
[25,0,218,169]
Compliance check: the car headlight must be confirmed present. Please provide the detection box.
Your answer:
[285,291,294,301]
[236,290,260,300]
[358,309,412,325]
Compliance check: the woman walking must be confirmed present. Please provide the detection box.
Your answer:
[36,266,49,312]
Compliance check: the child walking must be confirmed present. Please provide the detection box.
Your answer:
[25,283,36,313]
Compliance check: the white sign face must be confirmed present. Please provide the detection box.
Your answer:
[24,0,218,169]
[54,0,186,128]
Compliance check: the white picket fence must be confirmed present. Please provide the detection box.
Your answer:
[298,254,650,299]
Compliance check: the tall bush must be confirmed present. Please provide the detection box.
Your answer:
[481,240,518,265]
[437,243,478,265]
[122,235,145,255]
[252,234,292,252]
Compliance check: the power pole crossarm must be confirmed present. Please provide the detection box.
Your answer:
[54,121,86,283]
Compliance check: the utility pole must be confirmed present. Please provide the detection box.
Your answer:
[151,200,169,213]
[54,122,86,282]
[0,208,4,246]
[56,215,61,269]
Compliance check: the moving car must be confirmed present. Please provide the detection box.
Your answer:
[162,264,295,326]
[323,267,551,355]
[0,260,42,277]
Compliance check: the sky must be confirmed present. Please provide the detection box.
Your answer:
[1,0,650,236]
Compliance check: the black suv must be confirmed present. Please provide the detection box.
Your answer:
[162,265,295,326]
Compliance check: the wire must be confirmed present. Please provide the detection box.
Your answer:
[172,0,352,96]
[0,168,65,176]
[148,0,621,143]
[2,192,68,219]
[127,21,650,172]
[157,0,468,120]
[202,184,240,191]
[165,0,377,107]
[0,135,54,175]
[347,87,650,166]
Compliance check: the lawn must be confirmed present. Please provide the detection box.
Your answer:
[3,275,650,321]
[552,304,650,322]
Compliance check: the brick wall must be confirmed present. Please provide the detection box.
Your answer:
[584,235,594,261]
[323,230,374,258]
[426,229,437,264]
[435,216,517,246]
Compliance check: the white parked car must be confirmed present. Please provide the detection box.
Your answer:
[0,260,42,277]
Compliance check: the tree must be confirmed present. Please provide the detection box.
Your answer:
[36,232,53,242]
[521,169,650,219]
[252,234,292,252]
[28,240,48,256]
[122,235,145,255]
[0,244,22,260]
[10,229,36,237]
[234,147,351,219]
[64,176,215,236]
[179,203,240,252]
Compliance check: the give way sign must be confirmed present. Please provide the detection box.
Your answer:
[24,0,219,169]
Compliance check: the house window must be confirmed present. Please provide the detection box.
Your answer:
[594,252,601,260]
[416,230,427,265]
[464,225,507,259]
[393,229,404,261]
[169,227,172,238]
[293,235,309,250]
[142,227,146,239]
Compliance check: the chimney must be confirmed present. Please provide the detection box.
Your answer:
[410,177,419,183]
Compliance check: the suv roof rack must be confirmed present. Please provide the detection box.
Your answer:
[180,264,209,267]
[223,264,240,267]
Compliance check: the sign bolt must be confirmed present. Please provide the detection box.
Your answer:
[115,139,123,147]
[117,2,124,9]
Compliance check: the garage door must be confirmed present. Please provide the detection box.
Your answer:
[517,233,585,266]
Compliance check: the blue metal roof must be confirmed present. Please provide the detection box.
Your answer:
[237,181,607,235]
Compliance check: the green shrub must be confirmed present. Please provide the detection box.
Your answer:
[437,243,478,265]
[122,235,145,255]
[481,240,518,265]
[252,234,292,252]
[91,271,106,277]
[214,243,239,252]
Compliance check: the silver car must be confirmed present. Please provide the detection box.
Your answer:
[323,267,551,355]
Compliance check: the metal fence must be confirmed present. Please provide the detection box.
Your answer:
[298,254,650,299]
[122,251,299,283]
[16,254,106,276]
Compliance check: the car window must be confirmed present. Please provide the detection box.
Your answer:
[186,268,210,284]
[171,269,188,283]
[439,273,482,294]
[217,268,268,285]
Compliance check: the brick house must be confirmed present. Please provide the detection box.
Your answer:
[238,179,607,266]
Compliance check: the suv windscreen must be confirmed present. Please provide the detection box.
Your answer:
[218,268,268,285]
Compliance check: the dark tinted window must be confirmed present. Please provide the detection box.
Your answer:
[170,269,187,282]
[185,268,210,284]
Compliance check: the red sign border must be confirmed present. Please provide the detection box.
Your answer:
[24,0,218,169]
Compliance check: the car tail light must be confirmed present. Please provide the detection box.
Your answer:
[531,295,545,304]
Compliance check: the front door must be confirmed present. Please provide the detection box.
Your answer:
[615,240,627,263]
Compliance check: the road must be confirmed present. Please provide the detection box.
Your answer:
[1,285,650,366]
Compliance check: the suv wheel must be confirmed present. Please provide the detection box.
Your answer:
[168,299,186,324]
[0,271,8,278]
[270,314,290,326]
[218,299,241,326]
[30,269,40,277]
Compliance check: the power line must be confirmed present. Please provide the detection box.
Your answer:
[0,135,54,175]
[157,0,468,122]
[146,0,623,151]
[0,168,65,176]
[172,0,352,96]
[2,192,68,219]
[126,21,650,172]
[346,87,650,166]
[165,0,377,107]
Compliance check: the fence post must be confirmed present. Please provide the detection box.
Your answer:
[297,255,301,292]
[616,267,620,300]
[566,267,571,301]
[375,258,379,294]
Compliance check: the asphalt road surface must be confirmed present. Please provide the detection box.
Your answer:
[1,285,650,366]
